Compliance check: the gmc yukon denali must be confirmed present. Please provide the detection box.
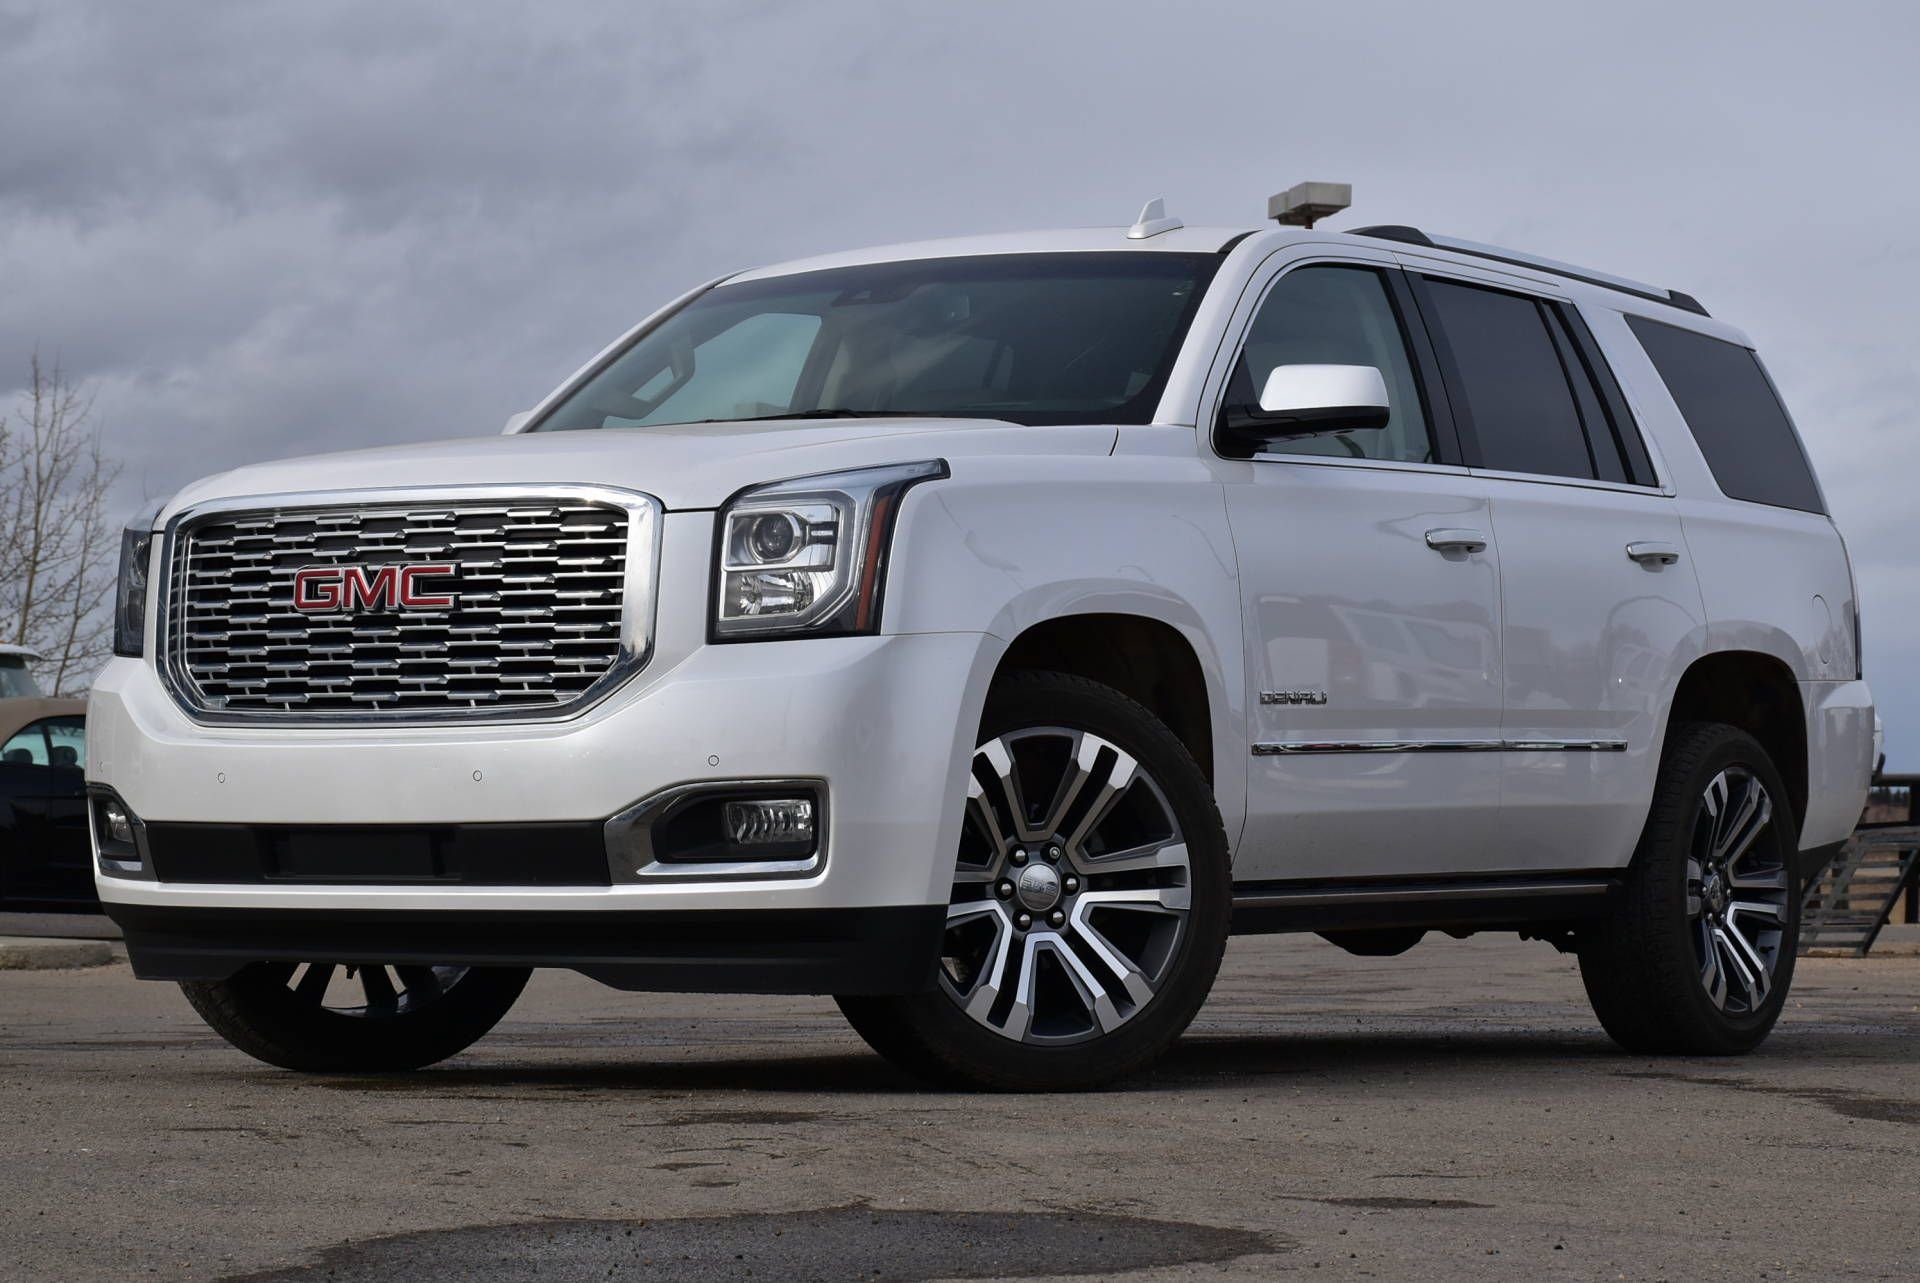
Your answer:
[87,201,1874,1089]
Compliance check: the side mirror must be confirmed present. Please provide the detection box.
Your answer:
[502,411,533,435]
[1216,364,1390,458]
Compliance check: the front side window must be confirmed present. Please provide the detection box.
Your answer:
[1226,265,1434,464]
[535,253,1220,431]
[1421,279,1596,481]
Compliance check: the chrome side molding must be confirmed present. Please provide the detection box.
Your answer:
[1252,738,1628,756]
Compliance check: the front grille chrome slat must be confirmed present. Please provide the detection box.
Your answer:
[162,490,652,723]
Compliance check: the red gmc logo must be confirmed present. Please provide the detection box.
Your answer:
[292,564,458,614]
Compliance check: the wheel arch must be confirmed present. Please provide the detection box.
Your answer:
[1662,649,1808,840]
[992,611,1219,785]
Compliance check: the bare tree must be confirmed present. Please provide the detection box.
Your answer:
[0,355,122,694]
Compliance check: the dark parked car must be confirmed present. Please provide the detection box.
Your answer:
[1,697,94,910]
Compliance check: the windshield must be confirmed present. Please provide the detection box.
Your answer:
[533,252,1219,431]
[0,658,41,699]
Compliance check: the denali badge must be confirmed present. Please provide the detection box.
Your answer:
[292,563,458,614]
[1261,690,1329,706]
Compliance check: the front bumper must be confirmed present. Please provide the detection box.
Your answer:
[89,628,1001,988]
[104,902,946,993]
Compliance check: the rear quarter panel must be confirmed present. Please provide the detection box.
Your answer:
[1586,300,1871,847]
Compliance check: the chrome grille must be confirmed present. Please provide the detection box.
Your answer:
[164,494,642,720]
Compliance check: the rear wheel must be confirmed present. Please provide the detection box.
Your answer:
[838,671,1231,1091]
[180,962,530,1072]
[1579,722,1798,1055]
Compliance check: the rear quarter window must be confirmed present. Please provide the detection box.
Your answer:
[1625,315,1825,514]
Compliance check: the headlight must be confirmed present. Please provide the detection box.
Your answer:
[713,460,946,639]
[113,503,165,659]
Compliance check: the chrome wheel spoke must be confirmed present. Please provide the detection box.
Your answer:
[978,738,1038,842]
[1714,925,1767,1004]
[1721,915,1774,995]
[1715,780,1772,871]
[1729,898,1787,925]
[1062,748,1139,861]
[1074,885,1192,916]
[1078,838,1188,877]
[1729,866,1787,893]
[1699,921,1728,1008]
[1068,916,1158,1009]
[955,775,1009,881]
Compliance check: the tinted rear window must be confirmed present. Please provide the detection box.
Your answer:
[1422,279,1595,480]
[1626,315,1824,513]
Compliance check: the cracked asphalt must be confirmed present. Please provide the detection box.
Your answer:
[3,933,1917,1281]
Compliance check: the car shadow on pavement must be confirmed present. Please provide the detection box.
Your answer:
[290,1014,1920,1100]
[289,1027,1773,1098]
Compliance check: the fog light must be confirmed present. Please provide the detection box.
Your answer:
[103,800,135,846]
[89,788,151,878]
[725,798,815,846]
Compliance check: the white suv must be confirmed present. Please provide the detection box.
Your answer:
[89,204,1874,1089]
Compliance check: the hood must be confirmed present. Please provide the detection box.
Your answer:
[165,417,1119,517]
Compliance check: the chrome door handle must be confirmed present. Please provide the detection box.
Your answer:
[1425,528,1488,554]
[1626,541,1682,567]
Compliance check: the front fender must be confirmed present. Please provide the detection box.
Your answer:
[885,449,1247,846]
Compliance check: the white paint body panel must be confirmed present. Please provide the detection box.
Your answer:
[1229,460,1504,879]
[1484,477,1706,870]
[94,221,1875,927]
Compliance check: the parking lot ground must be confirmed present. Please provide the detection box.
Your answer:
[3,932,1918,1282]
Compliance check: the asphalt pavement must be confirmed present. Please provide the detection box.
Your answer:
[3,932,1917,1281]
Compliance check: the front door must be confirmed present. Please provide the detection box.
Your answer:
[1220,260,1505,882]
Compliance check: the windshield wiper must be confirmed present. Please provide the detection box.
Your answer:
[684,409,947,425]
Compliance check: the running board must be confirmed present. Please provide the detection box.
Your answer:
[1230,873,1620,935]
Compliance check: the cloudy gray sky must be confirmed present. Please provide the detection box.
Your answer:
[3,0,1917,751]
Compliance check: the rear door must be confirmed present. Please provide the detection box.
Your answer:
[1407,267,1705,871]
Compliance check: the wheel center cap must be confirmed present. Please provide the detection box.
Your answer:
[1704,874,1728,916]
[1015,863,1063,913]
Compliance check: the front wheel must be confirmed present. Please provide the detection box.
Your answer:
[180,962,531,1072]
[1579,722,1799,1055]
[838,671,1231,1091]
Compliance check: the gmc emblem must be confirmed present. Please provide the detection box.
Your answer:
[292,564,458,614]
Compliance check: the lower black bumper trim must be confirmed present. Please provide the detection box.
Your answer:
[1230,871,1621,934]
[102,903,946,996]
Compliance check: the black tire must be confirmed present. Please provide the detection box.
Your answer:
[1578,722,1800,1055]
[838,670,1231,1091]
[180,962,531,1072]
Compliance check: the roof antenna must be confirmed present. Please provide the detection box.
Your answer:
[1268,181,1352,229]
[1126,197,1184,240]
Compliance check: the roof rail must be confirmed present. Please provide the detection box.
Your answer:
[1348,225,1709,317]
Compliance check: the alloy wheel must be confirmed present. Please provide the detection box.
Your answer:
[260,962,471,1019]
[940,726,1192,1045]
[1686,766,1789,1016]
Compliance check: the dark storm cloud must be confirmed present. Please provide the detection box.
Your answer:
[2,0,1917,749]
